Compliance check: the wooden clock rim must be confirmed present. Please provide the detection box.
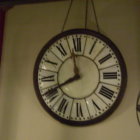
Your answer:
[33,28,127,126]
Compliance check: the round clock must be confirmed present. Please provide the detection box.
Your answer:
[34,29,127,126]
[136,92,140,126]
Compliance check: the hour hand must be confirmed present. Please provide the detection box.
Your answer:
[71,49,79,75]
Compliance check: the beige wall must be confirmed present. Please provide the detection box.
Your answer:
[0,0,140,140]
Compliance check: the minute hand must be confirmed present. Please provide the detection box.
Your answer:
[58,74,80,88]
[43,74,80,96]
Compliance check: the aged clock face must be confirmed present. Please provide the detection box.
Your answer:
[34,29,127,126]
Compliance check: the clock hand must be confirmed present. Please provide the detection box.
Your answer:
[43,74,80,96]
[71,49,79,75]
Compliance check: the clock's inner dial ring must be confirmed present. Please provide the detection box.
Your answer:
[58,55,99,99]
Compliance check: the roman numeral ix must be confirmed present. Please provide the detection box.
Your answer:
[99,86,114,100]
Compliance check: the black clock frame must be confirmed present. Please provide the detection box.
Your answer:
[136,92,140,126]
[33,28,127,126]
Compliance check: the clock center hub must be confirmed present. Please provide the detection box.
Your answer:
[58,56,99,98]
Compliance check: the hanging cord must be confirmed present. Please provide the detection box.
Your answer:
[61,0,74,32]
[61,0,100,32]
[85,0,89,29]
[91,0,100,32]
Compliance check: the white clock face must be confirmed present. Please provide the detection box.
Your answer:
[34,29,127,126]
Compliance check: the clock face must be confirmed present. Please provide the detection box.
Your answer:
[34,29,127,126]
[136,92,140,126]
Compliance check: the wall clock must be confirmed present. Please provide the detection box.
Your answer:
[33,29,127,126]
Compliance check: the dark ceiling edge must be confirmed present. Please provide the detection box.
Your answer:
[0,0,67,7]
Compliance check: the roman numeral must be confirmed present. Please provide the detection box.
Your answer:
[99,54,112,64]
[43,58,57,65]
[73,37,81,52]
[58,98,68,114]
[99,86,114,100]
[92,100,101,110]
[56,43,67,56]
[41,75,55,82]
[89,39,97,54]
[45,88,58,102]
[76,103,83,117]
[137,105,140,112]
[103,72,117,79]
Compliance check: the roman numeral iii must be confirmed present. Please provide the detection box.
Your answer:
[103,72,117,79]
